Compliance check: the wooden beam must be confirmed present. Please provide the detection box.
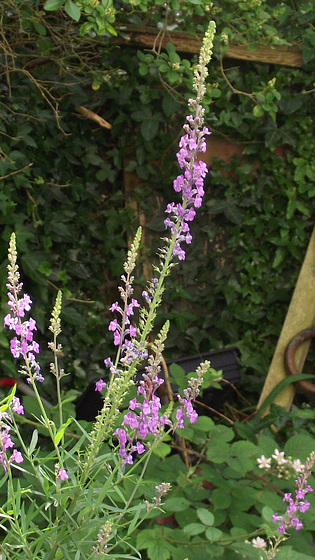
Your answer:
[115,25,303,68]
[257,227,315,413]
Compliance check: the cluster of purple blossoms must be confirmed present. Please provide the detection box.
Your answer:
[272,452,315,534]
[176,396,198,428]
[0,397,24,471]
[164,112,210,261]
[95,231,144,392]
[108,298,140,347]
[175,369,205,428]
[114,359,206,466]
[114,374,171,466]
[96,263,146,391]
[4,234,42,383]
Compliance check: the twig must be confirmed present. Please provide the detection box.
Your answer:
[0,162,33,180]
[76,106,112,129]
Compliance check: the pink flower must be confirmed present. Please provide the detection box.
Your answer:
[58,468,68,481]
[95,379,106,392]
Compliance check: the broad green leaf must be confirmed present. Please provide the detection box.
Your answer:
[152,441,172,458]
[44,0,65,10]
[193,416,215,432]
[211,488,231,510]
[197,508,214,526]
[205,527,223,542]
[262,505,274,522]
[183,522,205,536]
[206,442,230,463]
[164,497,190,512]
[284,434,315,461]
[141,119,159,142]
[65,0,81,21]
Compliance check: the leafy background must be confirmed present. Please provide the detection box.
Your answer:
[0,0,314,401]
[1,1,315,558]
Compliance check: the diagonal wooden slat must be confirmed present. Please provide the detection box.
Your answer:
[257,227,315,413]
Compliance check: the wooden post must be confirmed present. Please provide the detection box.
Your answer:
[258,227,315,412]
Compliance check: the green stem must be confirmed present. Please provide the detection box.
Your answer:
[5,464,34,560]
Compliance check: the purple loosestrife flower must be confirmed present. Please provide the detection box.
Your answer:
[174,361,208,429]
[114,323,172,466]
[272,451,315,534]
[0,405,24,471]
[104,229,143,371]
[114,375,169,466]
[4,234,42,383]
[85,25,217,476]
[164,119,209,261]
[164,22,215,261]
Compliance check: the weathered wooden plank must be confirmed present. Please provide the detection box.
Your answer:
[115,25,303,67]
[257,227,315,412]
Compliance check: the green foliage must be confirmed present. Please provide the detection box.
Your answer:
[129,407,315,560]
[0,0,314,400]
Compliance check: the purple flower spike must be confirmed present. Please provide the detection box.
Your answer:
[273,451,315,535]
[4,233,42,383]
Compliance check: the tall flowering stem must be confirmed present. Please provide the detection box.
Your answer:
[48,291,64,431]
[83,21,216,480]
[251,451,315,560]
[272,451,314,534]
[4,233,42,385]
[4,234,65,470]
[82,228,143,481]
[139,21,215,344]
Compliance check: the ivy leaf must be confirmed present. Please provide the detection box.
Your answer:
[65,0,81,21]
[141,119,159,141]
[301,41,315,64]
[264,124,295,148]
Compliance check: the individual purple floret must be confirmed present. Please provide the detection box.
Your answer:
[95,379,107,392]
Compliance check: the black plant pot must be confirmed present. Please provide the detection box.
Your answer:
[75,346,240,421]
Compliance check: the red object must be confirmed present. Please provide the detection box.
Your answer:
[0,377,18,387]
